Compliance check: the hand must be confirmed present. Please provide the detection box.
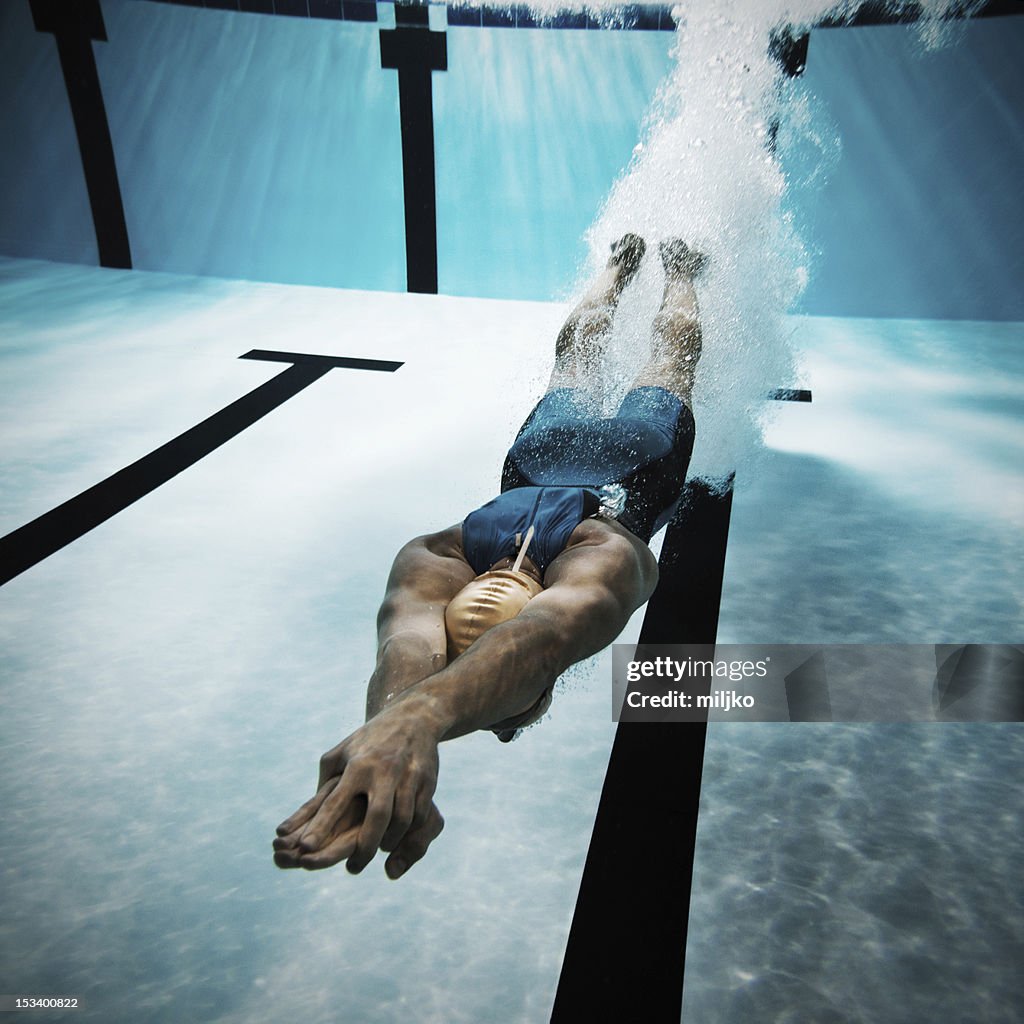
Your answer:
[273,703,445,878]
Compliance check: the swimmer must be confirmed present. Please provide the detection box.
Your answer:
[273,233,705,879]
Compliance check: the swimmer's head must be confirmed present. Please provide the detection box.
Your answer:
[445,569,543,659]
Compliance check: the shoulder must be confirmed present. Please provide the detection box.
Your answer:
[540,517,659,612]
[385,526,475,601]
[562,517,658,586]
[515,518,658,668]
[403,524,466,561]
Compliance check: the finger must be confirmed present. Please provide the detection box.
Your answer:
[272,828,306,852]
[275,777,338,836]
[379,786,416,854]
[274,844,306,869]
[345,788,397,874]
[296,824,362,871]
[385,803,445,880]
[407,782,435,833]
[298,779,366,853]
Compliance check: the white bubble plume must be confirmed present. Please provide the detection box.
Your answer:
[563,0,986,484]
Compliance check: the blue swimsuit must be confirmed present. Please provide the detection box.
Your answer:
[462,387,695,741]
[461,486,601,576]
[463,386,696,578]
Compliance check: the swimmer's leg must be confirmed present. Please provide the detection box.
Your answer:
[631,238,705,405]
[547,233,646,394]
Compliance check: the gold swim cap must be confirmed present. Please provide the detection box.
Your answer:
[445,569,543,658]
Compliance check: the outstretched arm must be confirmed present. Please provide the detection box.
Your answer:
[274,529,471,878]
[364,530,476,718]
[274,522,657,878]
[388,529,657,741]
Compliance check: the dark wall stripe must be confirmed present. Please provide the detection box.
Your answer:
[380,5,447,294]
[769,27,810,77]
[140,0,1024,30]
[552,478,735,1022]
[0,352,401,587]
[31,0,132,269]
[816,0,1024,28]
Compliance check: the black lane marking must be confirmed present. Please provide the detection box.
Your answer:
[555,388,809,1017]
[380,3,447,294]
[784,651,834,721]
[769,387,812,402]
[240,349,403,372]
[934,644,1024,721]
[30,0,132,270]
[552,478,735,1023]
[0,351,402,587]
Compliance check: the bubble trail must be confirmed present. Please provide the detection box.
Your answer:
[545,0,987,484]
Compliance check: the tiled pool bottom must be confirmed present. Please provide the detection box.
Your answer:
[684,723,1024,1024]
[1,258,1021,1022]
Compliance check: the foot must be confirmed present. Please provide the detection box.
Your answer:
[607,233,646,287]
[659,238,708,279]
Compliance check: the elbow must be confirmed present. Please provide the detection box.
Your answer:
[545,588,631,675]
[377,628,436,660]
[639,548,660,603]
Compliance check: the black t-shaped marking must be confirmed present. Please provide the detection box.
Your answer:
[0,350,402,587]
[380,4,447,294]
[30,0,131,269]
[556,389,813,1018]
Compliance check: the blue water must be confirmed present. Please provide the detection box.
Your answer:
[0,3,1022,1023]
[0,2,1020,314]
[791,18,1024,321]
[0,0,673,297]
[684,724,1024,1024]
